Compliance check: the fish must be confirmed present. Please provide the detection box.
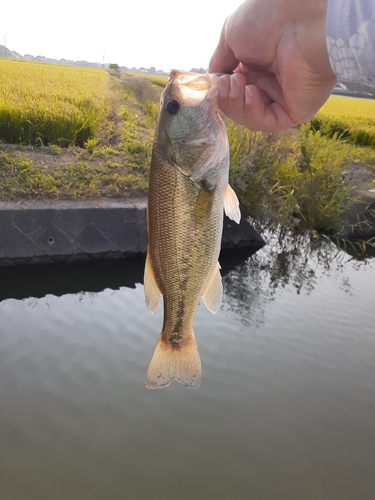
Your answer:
[144,70,241,389]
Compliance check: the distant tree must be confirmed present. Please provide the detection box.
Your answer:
[189,67,206,74]
[108,63,121,78]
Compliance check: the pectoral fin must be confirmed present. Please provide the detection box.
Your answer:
[201,263,223,314]
[144,249,161,313]
[224,184,241,224]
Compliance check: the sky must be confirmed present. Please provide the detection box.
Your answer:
[1,0,244,72]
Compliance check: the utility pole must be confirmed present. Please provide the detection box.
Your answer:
[102,50,105,69]
[4,36,7,58]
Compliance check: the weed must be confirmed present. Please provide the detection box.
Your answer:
[228,124,354,232]
[140,100,159,124]
[48,144,62,155]
[85,138,98,154]
[122,75,158,102]
[147,75,168,89]
[0,152,59,198]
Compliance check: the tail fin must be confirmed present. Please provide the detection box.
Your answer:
[146,332,201,389]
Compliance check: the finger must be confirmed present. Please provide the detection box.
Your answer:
[217,74,298,132]
[244,85,298,131]
[208,20,239,74]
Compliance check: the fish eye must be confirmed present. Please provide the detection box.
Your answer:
[166,100,180,115]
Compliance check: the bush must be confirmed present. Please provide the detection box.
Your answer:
[228,123,353,232]
[122,75,158,102]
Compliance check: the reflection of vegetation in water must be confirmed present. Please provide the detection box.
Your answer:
[221,222,375,329]
[329,231,375,259]
[221,244,268,330]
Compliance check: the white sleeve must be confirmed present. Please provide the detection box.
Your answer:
[326,0,375,93]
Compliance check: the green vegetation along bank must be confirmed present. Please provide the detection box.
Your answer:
[0,59,375,241]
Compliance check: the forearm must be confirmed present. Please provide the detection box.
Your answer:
[326,0,375,92]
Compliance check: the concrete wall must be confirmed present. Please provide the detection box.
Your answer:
[0,200,265,267]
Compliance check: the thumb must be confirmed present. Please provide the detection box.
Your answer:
[208,22,239,74]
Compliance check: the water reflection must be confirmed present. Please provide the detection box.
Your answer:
[222,220,375,330]
[0,256,145,302]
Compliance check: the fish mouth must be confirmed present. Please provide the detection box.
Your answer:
[168,70,222,106]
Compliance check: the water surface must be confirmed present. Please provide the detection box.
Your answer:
[0,228,374,500]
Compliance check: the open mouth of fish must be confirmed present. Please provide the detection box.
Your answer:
[169,69,223,107]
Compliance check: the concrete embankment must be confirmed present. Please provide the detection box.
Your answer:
[0,199,265,267]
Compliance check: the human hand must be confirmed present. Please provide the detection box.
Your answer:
[208,0,337,132]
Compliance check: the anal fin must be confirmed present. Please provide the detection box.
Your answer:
[201,263,222,314]
[144,249,161,313]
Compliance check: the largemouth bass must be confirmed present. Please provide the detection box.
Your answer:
[144,70,240,389]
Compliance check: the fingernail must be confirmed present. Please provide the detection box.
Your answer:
[230,74,241,99]
[218,77,230,98]
[245,86,252,105]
